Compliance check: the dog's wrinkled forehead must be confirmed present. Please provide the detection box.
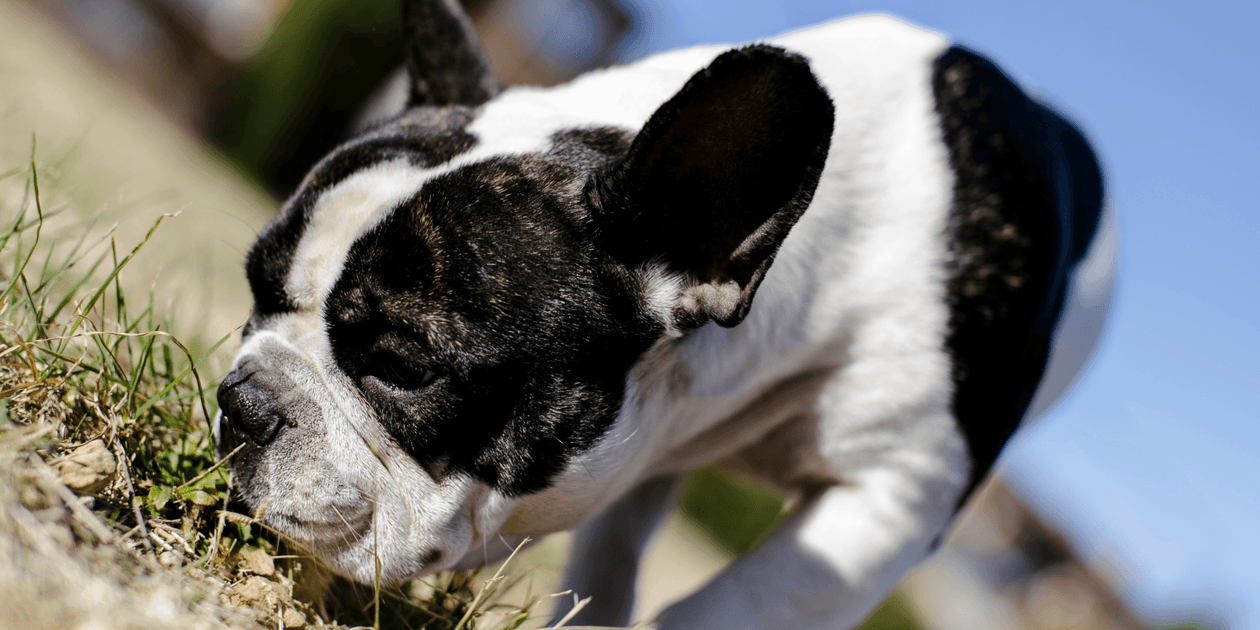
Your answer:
[244,105,633,325]
[245,106,479,318]
[325,145,623,367]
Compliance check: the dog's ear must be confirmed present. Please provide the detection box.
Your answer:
[403,0,502,106]
[594,45,834,329]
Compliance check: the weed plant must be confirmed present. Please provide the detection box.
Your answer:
[0,144,568,629]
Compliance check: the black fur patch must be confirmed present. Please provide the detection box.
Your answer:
[244,106,478,319]
[403,0,502,106]
[592,45,834,329]
[550,128,637,166]
[324,148,662,496]
[933,46,1104,500]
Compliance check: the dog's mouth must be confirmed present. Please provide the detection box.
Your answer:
[266,503,374,549]
[235,464,477,584]
[272,503,461,585]
[226,447,378,553]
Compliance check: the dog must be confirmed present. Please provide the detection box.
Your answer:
[214,1,1115,627]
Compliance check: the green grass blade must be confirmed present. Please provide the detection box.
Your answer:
[45,250,109,337]
[1,163,43,299]
[130,329,231,430]
[65,213,172,338]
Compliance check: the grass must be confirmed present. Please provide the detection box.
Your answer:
[0,142,569,630]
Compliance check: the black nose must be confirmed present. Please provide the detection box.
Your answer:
[217,365,286,446]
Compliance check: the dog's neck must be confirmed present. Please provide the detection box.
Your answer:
[498,292,837,537]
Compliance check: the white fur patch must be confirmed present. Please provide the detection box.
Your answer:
[636,261,685,337]
[285,159,432,309]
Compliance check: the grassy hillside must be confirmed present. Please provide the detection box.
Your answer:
[0,4,566,629]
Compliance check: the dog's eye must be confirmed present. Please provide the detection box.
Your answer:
[366,353,438,391]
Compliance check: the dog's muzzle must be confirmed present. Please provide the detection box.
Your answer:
[217,356,300,450]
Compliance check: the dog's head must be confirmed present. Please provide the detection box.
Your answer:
[215,0,833,585]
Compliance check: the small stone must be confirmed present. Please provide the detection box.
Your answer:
[233,576,275,606]
[57,440,116,495]
[158,550,182,568]
[239,547,275,577]
[233,576,290,607]
[282,607,307,629]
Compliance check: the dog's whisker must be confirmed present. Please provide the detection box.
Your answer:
[329,504,362,551]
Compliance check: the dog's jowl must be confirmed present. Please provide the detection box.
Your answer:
[215,2,1115,628]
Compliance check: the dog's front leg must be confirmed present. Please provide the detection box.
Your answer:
[554,475,684,627]
[655,466,961,630]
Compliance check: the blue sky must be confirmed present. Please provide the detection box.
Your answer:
[610,0,1259,627]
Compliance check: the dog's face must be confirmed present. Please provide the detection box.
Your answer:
[216,44,833,585]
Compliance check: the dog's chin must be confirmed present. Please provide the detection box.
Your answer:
[245,477,489,586]
[318,533,452,585]
[266,502,373,548]
[265,504,467,585]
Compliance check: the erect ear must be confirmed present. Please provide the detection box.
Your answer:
[594,45,835,329]
[403,0,503,106]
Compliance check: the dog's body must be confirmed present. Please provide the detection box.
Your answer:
[216,5,1114,629]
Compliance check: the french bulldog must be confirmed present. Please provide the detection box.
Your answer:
[215,1,1115,628]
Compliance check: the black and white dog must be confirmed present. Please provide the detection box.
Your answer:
[215,1,1115,627]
